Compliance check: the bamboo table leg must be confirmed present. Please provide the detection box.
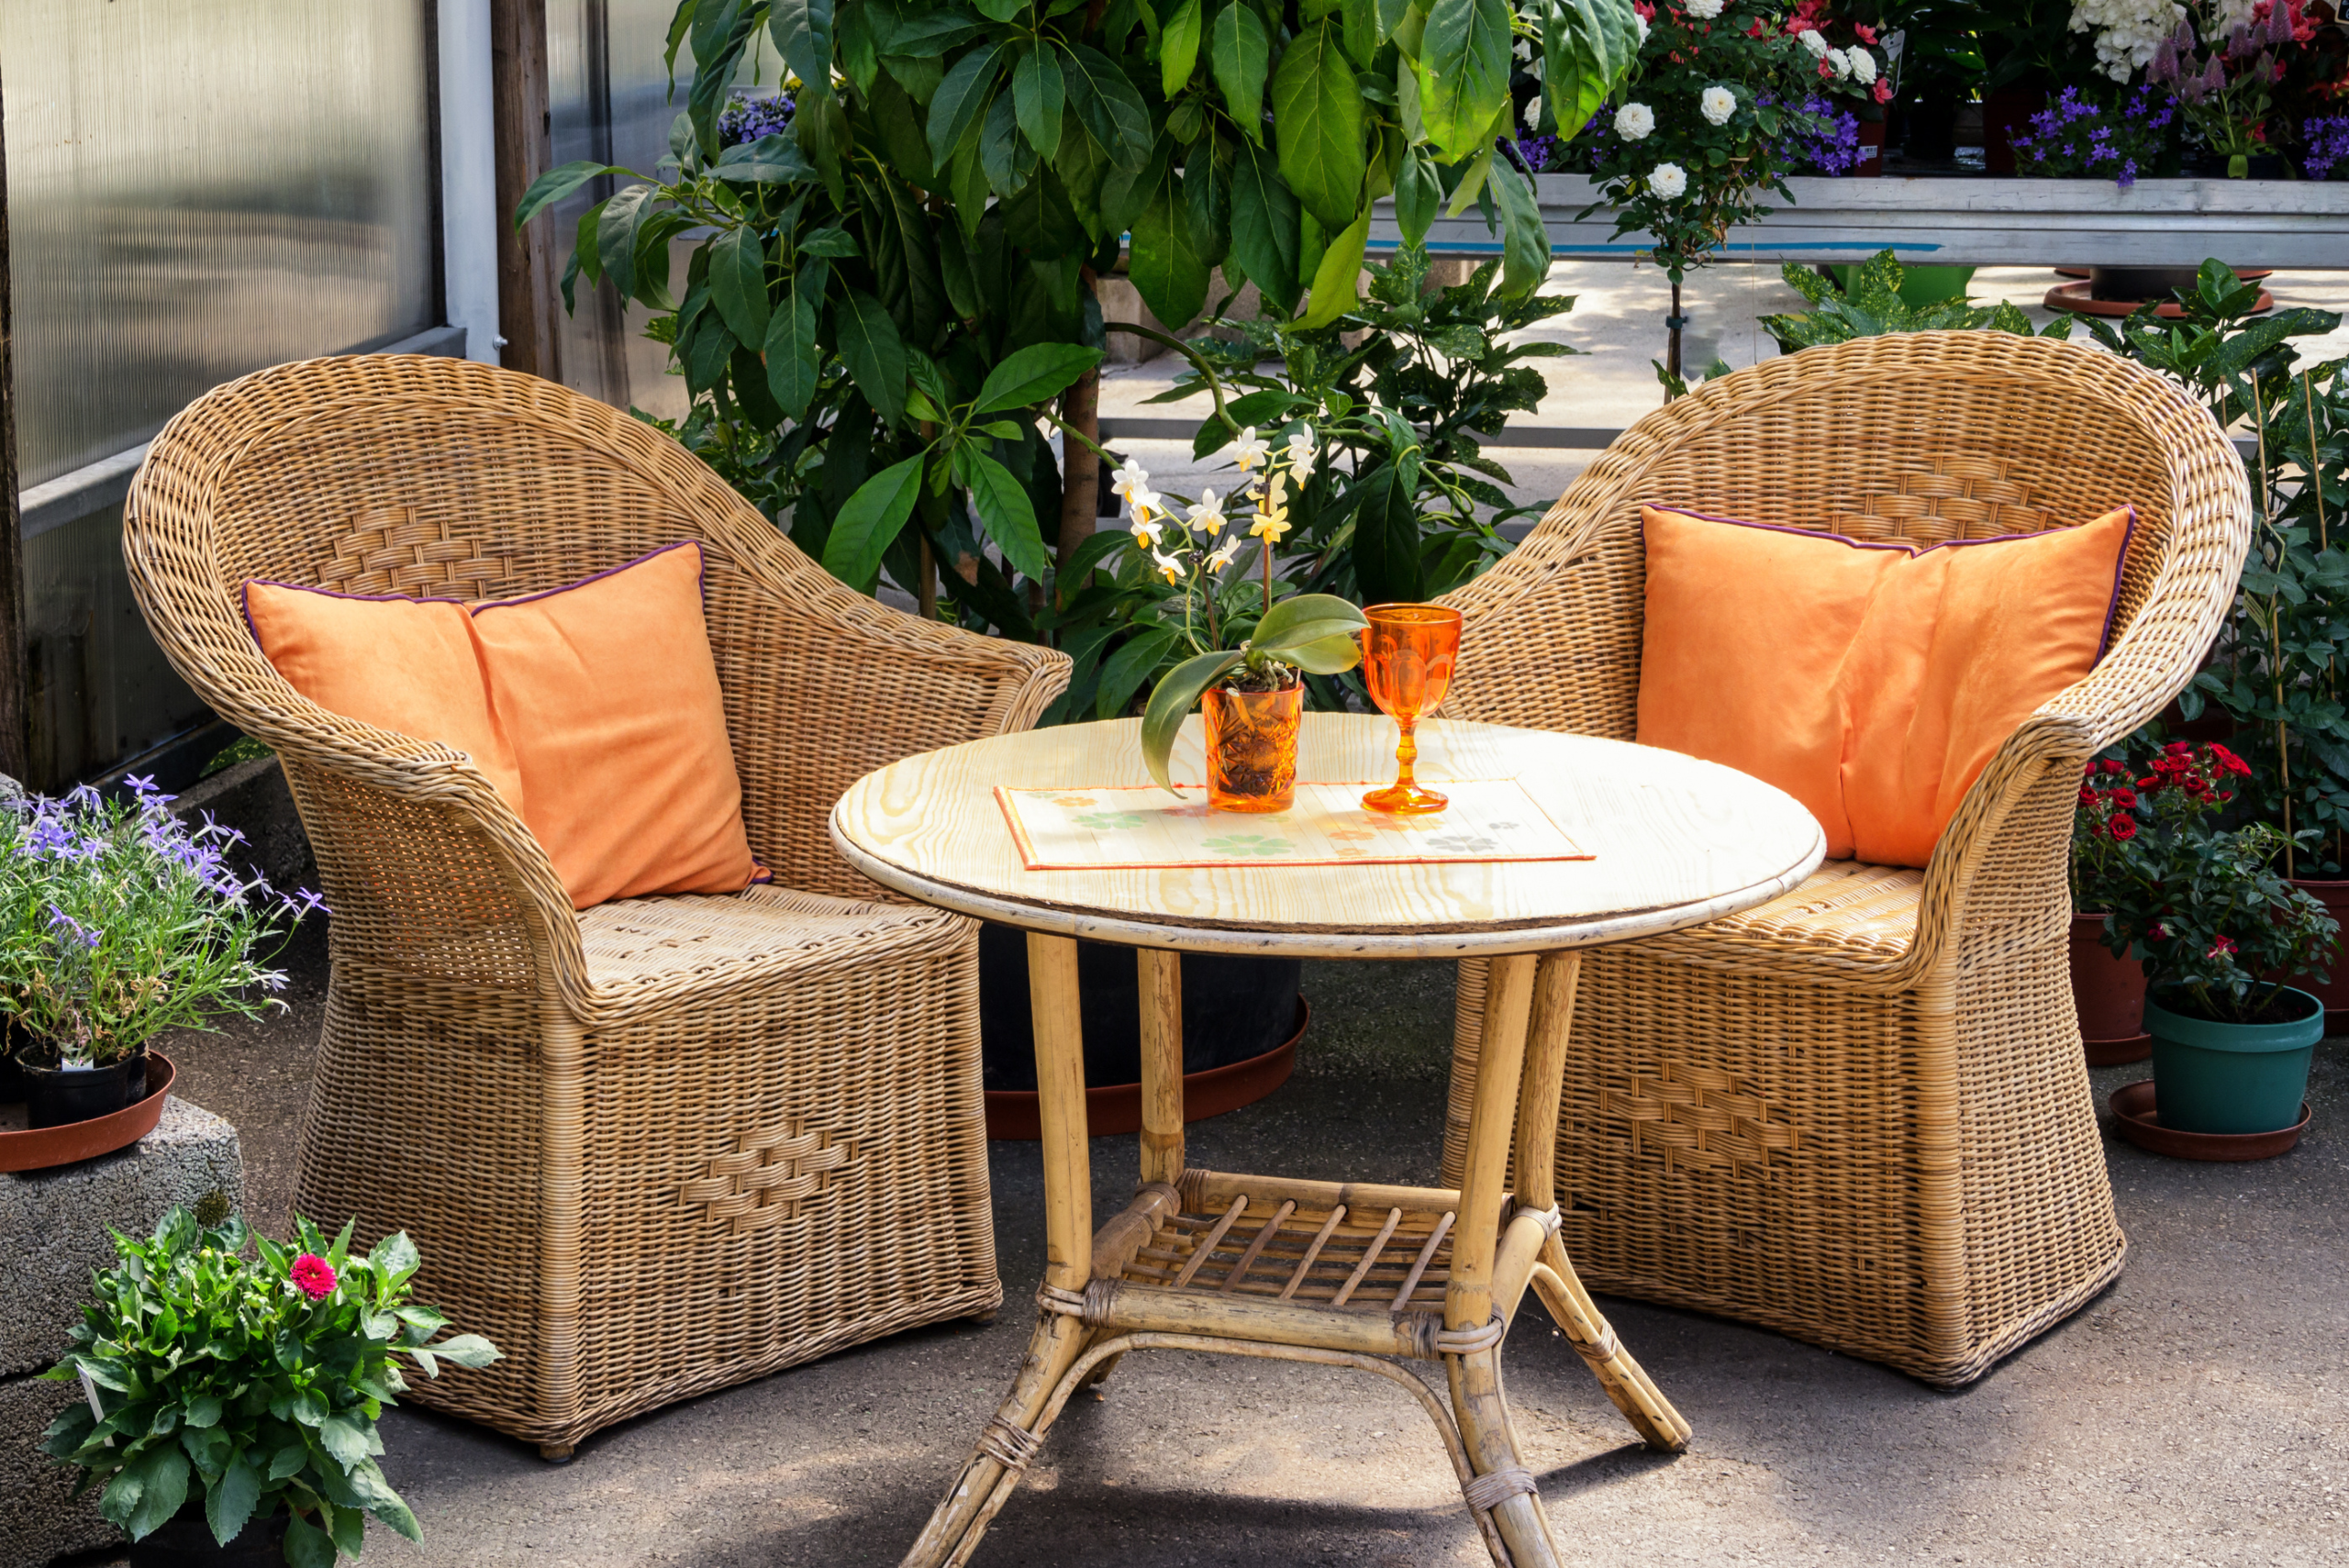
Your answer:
[1083,948,1184,1396]
[1511,952,1692,1453]
[899,934,1100,1568]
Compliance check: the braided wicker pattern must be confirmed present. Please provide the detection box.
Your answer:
[1436,333,2249,1386]
[121,354,1071,1448]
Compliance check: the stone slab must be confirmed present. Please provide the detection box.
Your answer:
[3,1095,243,1375]
[0,1373,117,1568]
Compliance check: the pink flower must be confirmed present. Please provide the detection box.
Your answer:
[2207,935,2238,960]
[290,1253,338,1301]
[1873,81,1894,105]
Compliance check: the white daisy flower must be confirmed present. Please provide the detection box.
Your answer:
[1615,102,1656,141]
[1647,162,1687,199]
[1699,85,1736,126]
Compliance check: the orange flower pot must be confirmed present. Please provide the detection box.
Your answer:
[2070,912,2152,1065]
[1202,682,1302,813]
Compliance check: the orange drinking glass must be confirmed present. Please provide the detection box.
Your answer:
[1359,603,1462,814]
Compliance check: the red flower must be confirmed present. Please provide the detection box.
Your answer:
[2103,759,2126,775]
[290,1253,338,1301]
[2207,935,2238,960]
[2111,788,2138,809]
[1855,23,1878,43]
[2110,814,2139,841]
[2152,923,2170,940]
[1748,17,1765,35]
[1873,81,1894,105]
[2078,785,2099,806]
[2165,740,2194,756]
[2182,773,2209,794]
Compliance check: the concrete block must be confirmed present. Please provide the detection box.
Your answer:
[2,1096,240,1567]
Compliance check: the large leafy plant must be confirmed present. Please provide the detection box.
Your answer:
[42,1210,499,1567]
[525,0,1642,624]
[2087,261,2349,875]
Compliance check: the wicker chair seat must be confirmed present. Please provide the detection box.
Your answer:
[1435,334,2248,1386]
[121,355,1072,1454]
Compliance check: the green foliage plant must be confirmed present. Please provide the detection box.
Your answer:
[519,0,1643,625]
[2087,261,2349,874]
[0,781,316,1068]
[1757,248,2075,351]
[41,1209,500,1566]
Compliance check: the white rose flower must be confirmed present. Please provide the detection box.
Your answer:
[1798,28,1831,58]
[1850,49,1877,85]
[1647,161,1687,199]
[1634,12,1649,46]
[1699,85,1736,126]
[1615,101,1656,141]
[1826,47,1852,79]
[1684,0,1724,16]
[1523,93,1543,129]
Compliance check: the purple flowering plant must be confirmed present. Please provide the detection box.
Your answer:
[716,89,794,147]
[2009,84,2177,187]
[2308,114,2349,178]
[0,779,322,1066]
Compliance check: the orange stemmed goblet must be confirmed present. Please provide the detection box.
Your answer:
[1359,603,1462,814]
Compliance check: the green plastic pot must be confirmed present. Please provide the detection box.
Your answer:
[1825,262,1977,310]
[2143,984,2322,1136]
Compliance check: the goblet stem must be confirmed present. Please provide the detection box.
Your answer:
[1394,717,1419,795]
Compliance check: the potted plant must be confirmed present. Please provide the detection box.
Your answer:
[1119,435,1368,811]
[2070,752,2155,1064]
[2146,2,2315,176]
[41,1207,500,1566]
[2099,749,2337,1137]
[0,780,317,1129]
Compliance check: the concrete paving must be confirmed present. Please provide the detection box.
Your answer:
[72,918,2348,1568]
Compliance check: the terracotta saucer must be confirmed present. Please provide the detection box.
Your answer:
[0,1052,177,1173]
[2108,1078,2309,1162]
[986,1001,1306,1140]
[2085,1032,2153,1067]
[2044,280,2273,319]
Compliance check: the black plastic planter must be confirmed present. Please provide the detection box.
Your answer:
[128,1501,290,1566]
[17,1046,147,1129]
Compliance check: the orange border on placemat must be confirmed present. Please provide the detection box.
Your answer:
[991,781,1595,872]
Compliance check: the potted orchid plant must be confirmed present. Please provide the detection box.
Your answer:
[1114,429,1368,812]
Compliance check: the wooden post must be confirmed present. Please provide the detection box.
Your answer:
[490,0,563,381]
[1445,952,1534,1335]
[0,63,29,783]
[1136,949,1184,1187]
[1053,269,1103,611]
[1027,933,1093,1293]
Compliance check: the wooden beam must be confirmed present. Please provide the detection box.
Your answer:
[489,0,562,381]
[0,62,30,782]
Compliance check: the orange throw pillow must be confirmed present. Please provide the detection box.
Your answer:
[246,542,763,909]
[1636,506,2134,867]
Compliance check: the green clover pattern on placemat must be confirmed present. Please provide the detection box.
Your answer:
[1199,834,1295,858]
[1072,810,1151,831]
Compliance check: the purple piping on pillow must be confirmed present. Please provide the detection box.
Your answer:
[242,540,710,649]
[1643,503,2141,658]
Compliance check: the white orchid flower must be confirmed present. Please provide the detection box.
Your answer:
[1647,162,1688,200]
[1284,426,1317,481]
[1128,514,1163,549]
[1149,548,1186,585]
[1205,536,1242,572]
[1699,85,1736,126]
[1109,459,1152,505]
[1615,102,1656,141]
[1230,427,1271,473]
[1189,488,1227,534]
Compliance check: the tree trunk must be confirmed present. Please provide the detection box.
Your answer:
[490,0,563,380]
[0,61,29,781]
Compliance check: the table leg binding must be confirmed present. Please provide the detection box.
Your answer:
[975,1417,1042,1472]
[1564,1323,1621,1364]
[1433,1315,1508,1356]
[1036,1284,1089,1318]
[1461,1466,1538,1513]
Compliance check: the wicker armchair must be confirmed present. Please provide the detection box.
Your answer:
[1437,333,2248,1387]
[123,355,1069,1455]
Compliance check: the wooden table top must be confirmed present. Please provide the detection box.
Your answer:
[829,714,1826,959]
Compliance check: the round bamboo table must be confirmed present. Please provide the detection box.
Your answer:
[831,713,1825,1568]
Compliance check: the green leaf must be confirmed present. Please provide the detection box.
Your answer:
[1488,158,1550,298]
[318,1416,372,1470]
[982,90,1040,197]
[514,161,628,229]
[1254,592,1371,647]
[207,1457,262,1547]
[1417,0,1510,163]
[1284,632,1367,674]
[1015,44,1067,162]
[1132,172,1213,328]
[1186,140,1232,267]
[764,258,829,421]
[1350,462,1425,603]
[963,450,1054,581]
[284,1514,336,1568]
[708,227,771,347]
[181,1394,223,1429]
[1228,139,1303,312]
[1272,23,1365,229]
[769,0,838,104]
[1064,43,1153,170]
[1301,207,1372,328]
[1210,2,1271,138]
[1141,651,1244,790]
[422,1332,501,1369]
[822,454,928,590]
[1394,149,1441,249]
[929,42,1006,169]
[974,341,1104,413]
[326,1499,367,1559]
[714,133,818,185]
[1542,0,1642,141]
[127,1445,191,1540]
[798,226,861,258]
[369,1230,420,1282]
[837,290,909,428]
[1162,0,1204,95]
[595,183,659,304]
[1096,626,1183,718]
